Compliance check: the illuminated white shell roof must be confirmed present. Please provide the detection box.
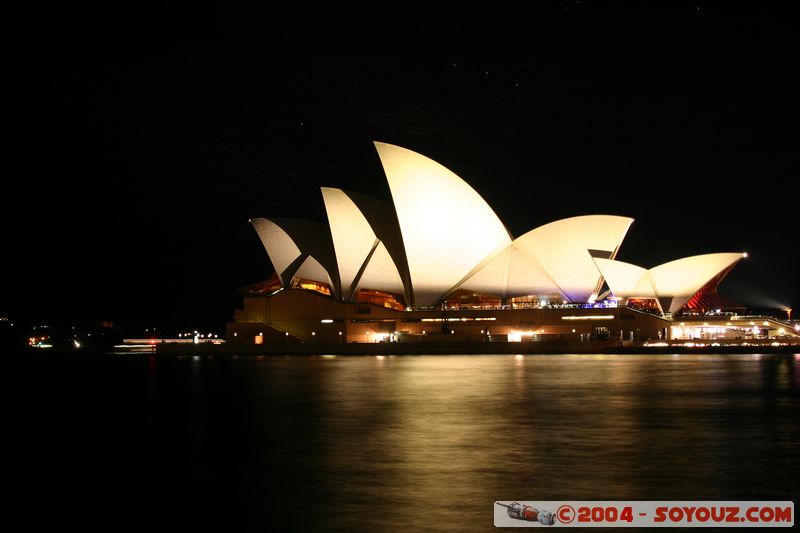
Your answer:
[513,215,634,302]
[251,218,302,285]
[321,187,380,298]
[374,141,512,306]
[294,255,335,289]
[591,258,653,299]
[321,187,405,299]
[649,253,745,312]
[251,217,339,296]
[459,244,560,298]
[459,246,511,297]
[594,253,745,313]
[356,241,405,295]
[251,143,741,312]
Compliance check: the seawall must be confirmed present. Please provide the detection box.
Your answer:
[155,341,800,356]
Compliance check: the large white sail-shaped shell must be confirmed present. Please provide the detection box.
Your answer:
[649,253,745,313]
[251,218,302,286]
[514,215,633,302]
[356,241,405,295]
[321,187,379,298]
[374,141,511,306]
[592,258,654,299]
[294,255,335,289]
[459,245,560,298]
[595,253,745,313]
[251,217,339,296]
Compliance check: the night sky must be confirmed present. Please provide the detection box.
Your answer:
[6,5,798,331]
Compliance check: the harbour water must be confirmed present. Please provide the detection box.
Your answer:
[11,353,799,531]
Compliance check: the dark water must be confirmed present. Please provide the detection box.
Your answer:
[11,353,799,531]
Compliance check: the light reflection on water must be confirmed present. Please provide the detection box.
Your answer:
[225,354,798,531]
[16,353,799,531]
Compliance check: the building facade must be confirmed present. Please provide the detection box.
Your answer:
[228,142,754,346]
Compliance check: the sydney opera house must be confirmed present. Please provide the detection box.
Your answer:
[227,142,791,346]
